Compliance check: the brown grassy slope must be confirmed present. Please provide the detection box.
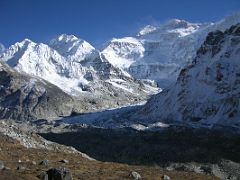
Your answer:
[0,134,218,180]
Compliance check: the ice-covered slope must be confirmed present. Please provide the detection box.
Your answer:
[102,37,145,69]
[102,14,240,87]
[0,35,158,110]
[133,24,240,127]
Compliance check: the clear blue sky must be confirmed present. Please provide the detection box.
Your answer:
[0,0,240,47]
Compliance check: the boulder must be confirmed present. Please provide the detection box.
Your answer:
[130,171,141,180]
[162,175,171,180]
[46,168,73,180]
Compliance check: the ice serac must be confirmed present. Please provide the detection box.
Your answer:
[0,35,158,111]
[0,61,74,121]
[102,14,240,88]
[133,23,240,127]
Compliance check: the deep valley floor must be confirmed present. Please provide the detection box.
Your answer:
[40,127,240,179]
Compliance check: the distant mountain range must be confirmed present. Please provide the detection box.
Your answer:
[0,13,239,126]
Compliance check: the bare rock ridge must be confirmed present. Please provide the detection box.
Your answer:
[133,23,240,127]
[0,61,74,121]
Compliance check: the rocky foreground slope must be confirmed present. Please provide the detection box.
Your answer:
[0,120,217,180]
[133,23,240,127]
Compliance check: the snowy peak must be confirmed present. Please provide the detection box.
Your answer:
[49,34,96,60]
[0,39,64,66]
[13,39,36,49]
[57,34,78,42]
[0,39,39,66]
[137,19,205,38]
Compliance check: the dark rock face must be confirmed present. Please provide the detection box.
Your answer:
[0,62,74,121]
[46,168,73,180]
[197,30,224,57]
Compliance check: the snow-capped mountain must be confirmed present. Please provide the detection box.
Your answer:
[0,43,5,54]
[132,23,240,127]
[102,14,240,88]
[0,35,158,111]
